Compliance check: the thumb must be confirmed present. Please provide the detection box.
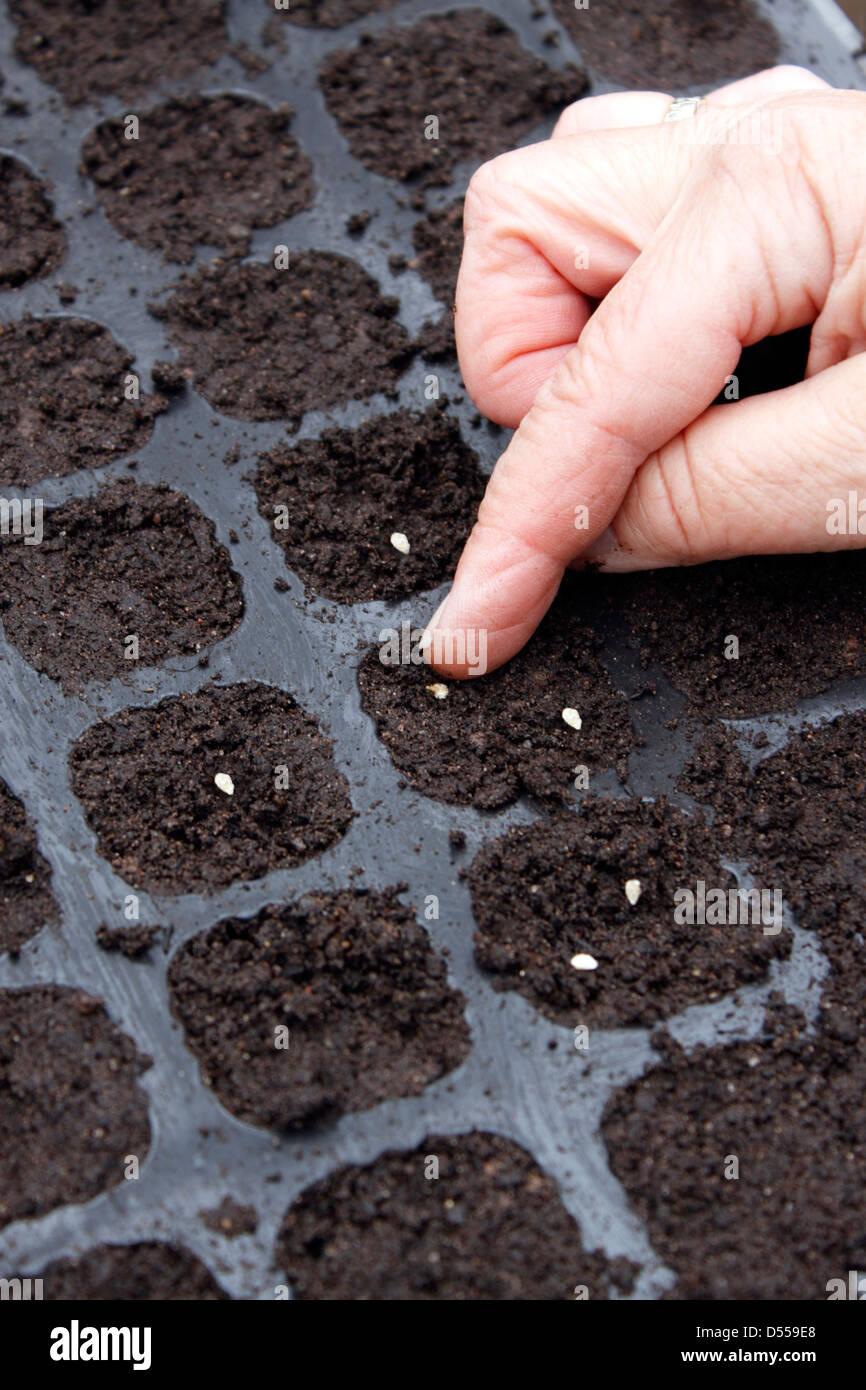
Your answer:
[424,105,834,677]
[579,352,866,571]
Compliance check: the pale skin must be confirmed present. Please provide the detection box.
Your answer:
[423,67,866,677]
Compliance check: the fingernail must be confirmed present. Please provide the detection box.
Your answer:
[582,526,618,561]
[418,591,450,659]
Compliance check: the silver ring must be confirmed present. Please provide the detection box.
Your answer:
[663,96,704,123]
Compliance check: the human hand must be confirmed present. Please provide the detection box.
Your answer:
[423,68,866,676]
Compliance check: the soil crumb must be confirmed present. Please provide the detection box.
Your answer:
[95,923,166,959]
[0,985,151,1230]
[0,317,166,487]
[0,480,243,691]
[154,254,413,422]
[277,1130,616,1299]
[81,94,314,264]
[0,778,58,956]
[319,9,588,187]
[169,887,469,1129]
[199,1195,258,1239]
[0,154,66,287]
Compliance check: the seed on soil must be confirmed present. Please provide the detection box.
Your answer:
[251,403,484,604]
[570,952,598,971]
[471,800,792,1028]
[624,879,642,905]
[426,682,448,699]
[562,708,582,730]
[390,532,410,555]
[358,574,634,810]
[214,773,234,796]
[69,683,353,895]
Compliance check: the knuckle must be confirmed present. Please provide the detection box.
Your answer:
[464,161,495,221]
[762,64,824,87]
[528,347,606,441]
[539,330,614,419]
[464,152,518,229]
[817,360,866,458]
[552,99,583,137]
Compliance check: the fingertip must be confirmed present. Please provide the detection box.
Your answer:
[421,548,564,678]
[423,619,536,679]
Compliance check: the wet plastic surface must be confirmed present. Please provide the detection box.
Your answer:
[0,0,864,1299]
